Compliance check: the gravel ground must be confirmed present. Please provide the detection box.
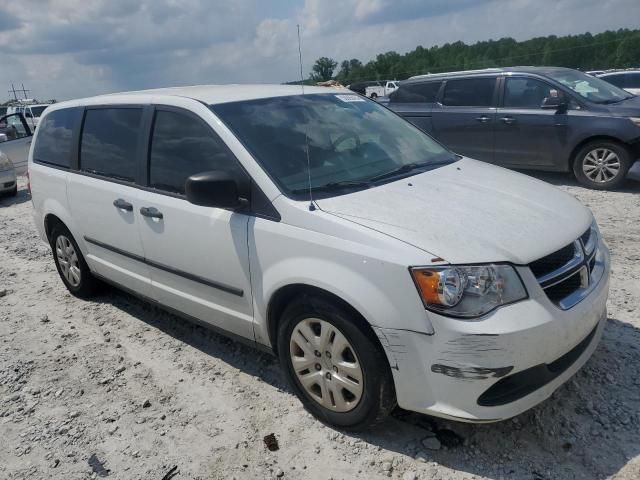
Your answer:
[1,173,639,480]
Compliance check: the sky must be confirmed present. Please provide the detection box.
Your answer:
[1,0,639,101]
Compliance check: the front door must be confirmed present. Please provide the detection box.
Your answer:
[136,107,254,340]
[68,107,152,297]
[430,77,498,162]
[0,114,32,174]
[493,76,568,168]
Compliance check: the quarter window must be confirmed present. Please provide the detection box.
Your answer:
[391,82,441,103]
[32,108,75,167]
[80,108,142,182]
[503,78,556,108]
[149,110,239,195]
[442,78,496,107]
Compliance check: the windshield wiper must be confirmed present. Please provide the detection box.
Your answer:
[291,180,371,195]
[368,161,440,183]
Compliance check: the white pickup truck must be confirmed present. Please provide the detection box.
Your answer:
[365,80,398,99]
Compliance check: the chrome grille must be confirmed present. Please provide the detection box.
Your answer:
[530,226,602,310]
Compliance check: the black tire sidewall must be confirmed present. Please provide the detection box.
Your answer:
[50,225,97,297]
[278,295,395,430]
[573,141,631,190]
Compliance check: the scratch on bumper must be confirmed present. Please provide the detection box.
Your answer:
[431,364,513,380]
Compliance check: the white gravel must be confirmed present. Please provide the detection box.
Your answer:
[1,173,639,480]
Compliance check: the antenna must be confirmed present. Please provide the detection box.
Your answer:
[297,24,315,211]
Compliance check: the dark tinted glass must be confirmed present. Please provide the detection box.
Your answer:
[33,108,75,167]
[627,73,640,88]
[80,108,142,181]
[390,82,441,103]
[442,78,496,107]
[601,74,626,88]
[504,78,555,108]
[149,110,239,194]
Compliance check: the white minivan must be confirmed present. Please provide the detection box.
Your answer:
[29,85,610,429]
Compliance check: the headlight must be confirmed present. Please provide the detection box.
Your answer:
[0,151,12,170]
[629,117,640,128]
[582,220,599,256]
[410,264,527,318]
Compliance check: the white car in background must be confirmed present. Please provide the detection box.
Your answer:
[0,112,33,175]
[0,150,17,197]
[597,70,640,95]
[365,80,398,99]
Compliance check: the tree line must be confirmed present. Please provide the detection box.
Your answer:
[303,29,640,85]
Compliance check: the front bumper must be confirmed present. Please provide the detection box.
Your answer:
[375,240,610,423]
[0,169,16,192]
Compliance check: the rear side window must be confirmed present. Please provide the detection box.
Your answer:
[391,82,441,103]
[33,108,76,167]
[442,78,496,107]
[80,108,142,182]
[149,110,240,195]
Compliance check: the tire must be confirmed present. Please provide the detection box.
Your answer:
[573,140,631,190]
[50,224,100,298]
[9,185,17,197]
[370,93,378,99]
[278,295,396,430]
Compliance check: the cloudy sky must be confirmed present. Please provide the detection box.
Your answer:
[1,0,639,101]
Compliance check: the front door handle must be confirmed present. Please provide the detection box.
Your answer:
[140,206,163,219]
[501,116,516,125]
[113,198,133,212]
[475,115,491,123]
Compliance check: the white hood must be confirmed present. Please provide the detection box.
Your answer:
[316,158,592,265]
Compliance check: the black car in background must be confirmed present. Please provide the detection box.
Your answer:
[388,67,640,189]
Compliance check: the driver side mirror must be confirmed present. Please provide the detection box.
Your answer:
[185,171,249,209]
[541,94,567,112]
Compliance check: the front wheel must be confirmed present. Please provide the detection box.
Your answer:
[573,141,631,190]
[278,295,396,430]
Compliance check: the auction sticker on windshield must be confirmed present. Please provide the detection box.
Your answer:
[335,94,366,102]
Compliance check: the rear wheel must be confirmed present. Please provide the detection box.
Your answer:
[50,225,100,298]
[278,295,396,430]
[573,140,631,190]
[370,92,378,99]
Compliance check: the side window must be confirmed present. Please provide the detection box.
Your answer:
[503,77,556,108]
[0,114,31,141]
[80,108,142,182]
[442,78,496,107]
[149,110,239,195]
[601,74,626,88]
[391,82,441,103]
[627,73,640,89]
[32,108,75,167]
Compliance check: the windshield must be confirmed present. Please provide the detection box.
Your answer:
[211,93,456,198]
[546,70,632,104]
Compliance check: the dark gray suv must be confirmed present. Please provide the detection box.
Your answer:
[388,67,640,189]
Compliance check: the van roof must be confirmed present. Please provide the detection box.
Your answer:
[56,84,340,108]
[407,66,575,81]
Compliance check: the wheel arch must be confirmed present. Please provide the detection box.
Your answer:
[267,283,380,356]
[44,213,67,242]
[569,135,633,169]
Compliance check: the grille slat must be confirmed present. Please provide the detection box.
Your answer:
[530,227,597,309]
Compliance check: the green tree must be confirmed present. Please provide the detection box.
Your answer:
[311,57,338,81]
[616,34,640,67]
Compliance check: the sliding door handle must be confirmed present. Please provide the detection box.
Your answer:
[113,198,133,212]
[501,116,516,125]
[140,206,163,219]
